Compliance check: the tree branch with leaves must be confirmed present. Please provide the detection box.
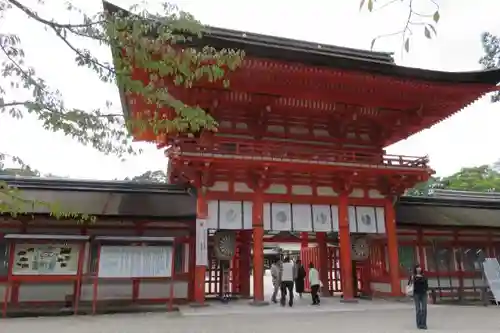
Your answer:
[0,0,243,218]
[359,0,440,52]
[479,32,500,102]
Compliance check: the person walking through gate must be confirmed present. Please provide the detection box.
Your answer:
[408,264,429,330]
[308,262,321,305]
[294,259,306,298]
[280,256,296,307]
[270,258,282,303]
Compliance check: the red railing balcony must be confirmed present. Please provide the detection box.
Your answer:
[168,141,430,170]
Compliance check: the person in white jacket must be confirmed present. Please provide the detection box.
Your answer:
[270,258,282,303]
[280,257,296,307]
[308,262,321,305]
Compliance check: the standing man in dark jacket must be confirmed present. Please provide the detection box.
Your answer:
[294,259,306,298]
[408,264,429,330]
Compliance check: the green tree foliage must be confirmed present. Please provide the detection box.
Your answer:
[405,176,444,196]
[0,167,39,177]
[359,0,440,52]
[479,32,500,102]
[0,0,243,216]
[442,165,500,192]
[127,170,167,183]
[407,164,500,196]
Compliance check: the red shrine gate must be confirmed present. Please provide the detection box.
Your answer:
[105,1,500,305]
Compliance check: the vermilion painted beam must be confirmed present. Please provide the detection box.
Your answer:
[171,156,430,177]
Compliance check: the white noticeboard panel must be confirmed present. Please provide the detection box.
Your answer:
[12,243,80,275]
[98,246,173,278]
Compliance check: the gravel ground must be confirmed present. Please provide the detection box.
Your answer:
[2,300,500,333]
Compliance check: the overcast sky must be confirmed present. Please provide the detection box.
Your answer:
[1,0,500,179]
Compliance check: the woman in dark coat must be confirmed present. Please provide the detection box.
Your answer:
[294,259,306,298]
[408,264,429,330]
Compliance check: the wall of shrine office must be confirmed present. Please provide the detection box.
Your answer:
[205,200,386,234]
[209,181,386,199]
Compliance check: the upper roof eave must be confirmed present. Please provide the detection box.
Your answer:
[103,1,500,86]
[0,176,195,196]
[398,195,500,210]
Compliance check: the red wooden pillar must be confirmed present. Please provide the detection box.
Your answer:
[385,198,402,296]
[300,232,308,250]
[193,190,208,306]
[486,231,494,257]
[239,230,251,298]
[361,260,371,295]
[417,228,426,271]
[316,232,329,296]
[338,192,355,301]
[453,230,463,291]
[188,227,196,301]
[251,189,266,304]
[232,235,240,295]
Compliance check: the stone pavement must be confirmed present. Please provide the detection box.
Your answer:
[2,298,500,333]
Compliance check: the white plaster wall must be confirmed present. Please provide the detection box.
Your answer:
[234,182,253,193]
[400,279,408,293]
[81,281,132,301]
[368,189,384,199]
[462,278,485,287]
[8,280,188,303]
[291,185,313,195]
[317,187,337,196]
[210,181,229,192]
[397,278,482,293]
[139,281,188,299]
[0,283,6,302]
[19,283,73,302]
[427,278,460,288]
[371,282,391,293]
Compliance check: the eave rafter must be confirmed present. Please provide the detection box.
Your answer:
[245,94,278,140]
[169,160,215,188]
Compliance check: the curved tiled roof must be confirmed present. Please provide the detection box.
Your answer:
[397,192,500,228]
[103,1,500,85]
[0,176,196,219]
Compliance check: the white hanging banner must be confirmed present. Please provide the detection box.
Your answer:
[291,204,313,231]
[330,205,339,231]
[270,203,293,231]
[207,200,253,230]
[348,206,386,234]
[375,207,386,234]
[218,201,243,230]
[312,205,333,232]
[196,218,209,266]
[356,206,378,234]
[207,201,219,229]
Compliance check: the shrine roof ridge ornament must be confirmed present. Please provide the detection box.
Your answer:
[103,1,500,85]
